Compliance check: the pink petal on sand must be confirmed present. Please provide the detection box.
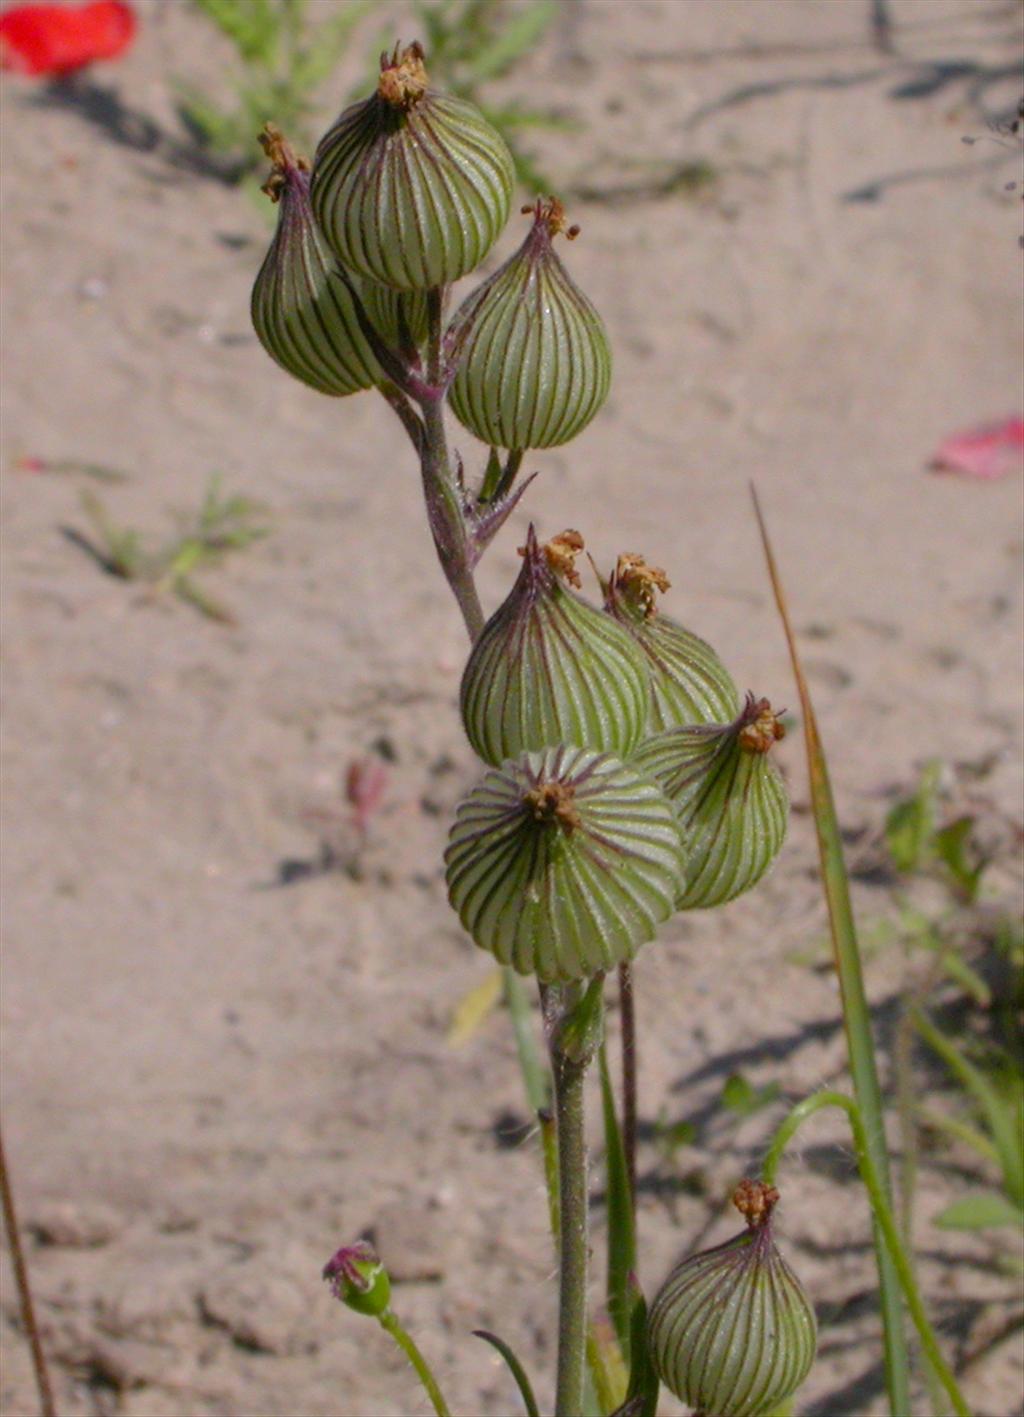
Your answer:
[929,417,1024,481]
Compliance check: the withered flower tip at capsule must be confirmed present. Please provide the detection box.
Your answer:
[311,42,514,291]
[648,1181,817,1417]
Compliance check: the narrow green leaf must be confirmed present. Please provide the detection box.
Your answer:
[913,1008,1024,1209]
[932,816,986,902]
[472,1330,540,1417]
[599,1043,635,1356]
[623,1277,659,1417]
[586,1312,628,1415]
[884,761,940,873]
[933,1192,1023,1231]
[503,968,549,1114]
[721,1071,781,1116]
[751,486,912,1415]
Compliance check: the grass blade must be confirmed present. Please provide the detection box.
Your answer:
[751,486,912,1415]
[599,1043,636,1357]
[472,1329,541,1417]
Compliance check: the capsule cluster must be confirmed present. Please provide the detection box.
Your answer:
[447,528,790,980]
[248,41,792,986]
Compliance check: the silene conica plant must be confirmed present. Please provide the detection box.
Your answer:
[248,40,971,1417]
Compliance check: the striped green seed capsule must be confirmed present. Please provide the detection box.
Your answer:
[603,552,739,730]
[312,42,514,291]
[445,745,684,982]
[460,528,650,767]
[251,125,378,398]
[359,280,430,354]
[449,198,612,450]
[648,1181,817,1417]
[632,694,788,909]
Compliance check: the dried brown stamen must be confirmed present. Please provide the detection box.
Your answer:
[612,552,671,619]
[377,41,429,109]
[523,780,581,834]
[738,697,785,754]
[732,1178,779,1230]
[520,196,581,241]
[258,122,309,201]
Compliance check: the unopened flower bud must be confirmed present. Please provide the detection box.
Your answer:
[322,1241,391,1318]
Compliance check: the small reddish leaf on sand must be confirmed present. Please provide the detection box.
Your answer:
[929,417,1024,481]
[345,756,389,840]
[0,1,135,76]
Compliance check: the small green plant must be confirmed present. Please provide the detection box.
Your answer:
[179,0,563,188]
[69,475,269,622]
[177,0,373,182]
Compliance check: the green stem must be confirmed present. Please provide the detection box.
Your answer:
[763,1091,971,1417]
[379,1309,451,1417]
[617,961,638,1210]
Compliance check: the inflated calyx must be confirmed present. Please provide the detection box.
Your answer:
[460,527,650,766]
[633,693,788,908]
[602,551,739,729]
[648,1180,817,1417]
[312,42,514,291]
[251,125,378,397]
[449,198,612,450]
[445,745,684,982]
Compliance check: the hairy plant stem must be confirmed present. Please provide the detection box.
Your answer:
[379,1309,451,1417]
[0,1119,56,1417]
[617,961,638,1207]
[419,393,485,641]
[541,983,591,1417]
[763,1091,971,1417]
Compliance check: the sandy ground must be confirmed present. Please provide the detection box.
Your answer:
[2,1,1023,1414]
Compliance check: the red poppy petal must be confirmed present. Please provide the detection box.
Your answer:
[0,1,135,77]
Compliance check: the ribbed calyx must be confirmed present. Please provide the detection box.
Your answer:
[445,745,684,982]
[648,1181,817,1417]
[311,42,514,290]
[632,693,788,909]
[448,198,612,450]
[602,552,739,729]
[251,124,378,397]
[460,528,650,766]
